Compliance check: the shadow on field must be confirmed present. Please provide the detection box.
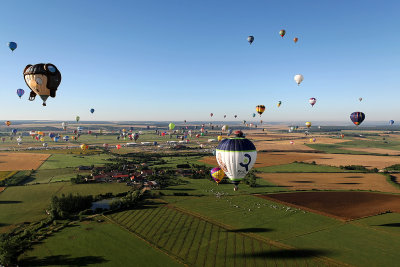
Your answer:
[290,180,314,183]
[0,223,10,227]
[0,200,22,204]
[163,188,196,191]
[335,182,360,185]
[376,223,400,227]
[255,185,292,188]
[20,255,108,266]
[236,248,332,259]
[345,176,364,178]
[226,227,273,233]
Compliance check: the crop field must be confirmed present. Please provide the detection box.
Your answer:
[38,153,113,169]
[107,204,335,267]
[259,172,400,192]
[0,182,129,232]
[255,162,347,173]
[260,191,400,220]
[19,219,182,267]
[29,167,91,184]
[0,152,50,171]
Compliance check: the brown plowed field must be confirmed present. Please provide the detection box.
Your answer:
[259,173,400,193]
[0,153,50,171]
[258,191,400,220]
[339,147,400,155]
[303,154,400,169]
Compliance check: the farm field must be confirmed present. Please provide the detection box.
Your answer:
[260,191,400,220]
[0,182,129,233]
[19,219,182,267]
[0,152,50,171]
[38,153,113,169]
[29,167,91,184]
[259,172,400,192]
[106,203,335,267]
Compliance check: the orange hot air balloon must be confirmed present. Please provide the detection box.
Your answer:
[80,144,89,151]
[5,121,11,126]
[293,37,298,43]
[256,105,265,116]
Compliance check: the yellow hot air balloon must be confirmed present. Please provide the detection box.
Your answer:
[210,167,225,184]
[40,137,44,142]
[305,122,312,128]
[217,136,223,142]
[256,105,265,116]
[80,144,89,151]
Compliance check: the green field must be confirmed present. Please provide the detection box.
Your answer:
[19,219,182,267]
[0,171,16,181]
[106,204,332,267]
[256,162,351,173]
[39,153,113,169]
[29,168,90,184]
[0,182,129,232]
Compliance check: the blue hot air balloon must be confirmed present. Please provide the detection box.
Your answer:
[54,136,60,142]
[63,136,70,142]
[215,131,257,191]
[8,42,17,52]
[252,113,256,118]
[90,108,95,114]
[350,112,365,126]
[389,120,394,125]
[16,89,24,99]
[11,129,17,135]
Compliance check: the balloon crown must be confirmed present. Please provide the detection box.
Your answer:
[234,130,244,137]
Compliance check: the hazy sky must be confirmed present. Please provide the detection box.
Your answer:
[0,0,399,124]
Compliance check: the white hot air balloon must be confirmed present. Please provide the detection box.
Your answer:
[215,131,257,191]
[294,74,304,85]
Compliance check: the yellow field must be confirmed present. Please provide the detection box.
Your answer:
[259,173,400,193]
[0,153,50,171]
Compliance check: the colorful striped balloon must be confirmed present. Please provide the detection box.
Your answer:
[350,112,365,126]
[210,167,225,184]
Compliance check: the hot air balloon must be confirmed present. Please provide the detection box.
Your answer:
[23,63,61,106]
[234,115,237,119]
[80,144,89,151]
[196,134,200,138]
[11,129,17,135]
[293,37,298,43]
[103,143,109,149]
[210,113,213,117]
[247,36,254,45]
[279,29,286,38]
[290,141,294,145]
[54,136,60,142]
[90,108,95,114]
[252,113,256,118]
[341,134,345,139]
[216,131,257,191]
[63,136,70,142]
[61,122,68,131]
[222,125,228,132]
[305,122,312,128]
[260,120,263,124]
[294,74,304,85]
[201,127,205,133]
[16,89,24,99]
[256,105,265,116]
[43,142,48,148]
[8,42,17,52]
[390,120,395,125]
[309,98,317,107]
[359,97,363,102]
[277,101,282,108]
[116,144,121,150]
[169,123,175,130]
[210,167,225,184]
[5,121,11,126]
[1,138,5,143]
[17,137,22,145]
[224,115,226,119]
[350,112,365,126]
[133,132,139,142]
[76,116,80,122]
[243,120,246,125]
[217,136,223,142]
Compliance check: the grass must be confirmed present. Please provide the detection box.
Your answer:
[306,143,374,154]
[0,182,129,232]
[19,219,183,267]
[106,203,328,266]
[39,153,113,169]
[0,171,17,181]
[29,168,90,184]
[256,162,352,173]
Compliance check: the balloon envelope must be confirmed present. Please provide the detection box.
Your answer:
[169,123,175,130]
[350,112,365,126]
[247,36,254,44]
[294,74,304,85]
[279,29,286,37]
[8,42,17,51]
[90,108,95,114]
[305,122,312,128]
[309,98,317,107]
[215,131,257,190]
[256,105,265,116]
[16,89,24,98]
[210,167,225,184]
[390,120,395,125]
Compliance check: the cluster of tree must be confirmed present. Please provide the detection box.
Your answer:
[147,170,183,189]
[384,164,400,171]
[243,170,258,187]
[109,190,144,210]
[0,170,34,187]
[49,194,93,219]
[339,165,378,172]
[189,164,209,179]
[71,174,87,184]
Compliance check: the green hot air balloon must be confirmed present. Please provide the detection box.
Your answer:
[169,123,175,130]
